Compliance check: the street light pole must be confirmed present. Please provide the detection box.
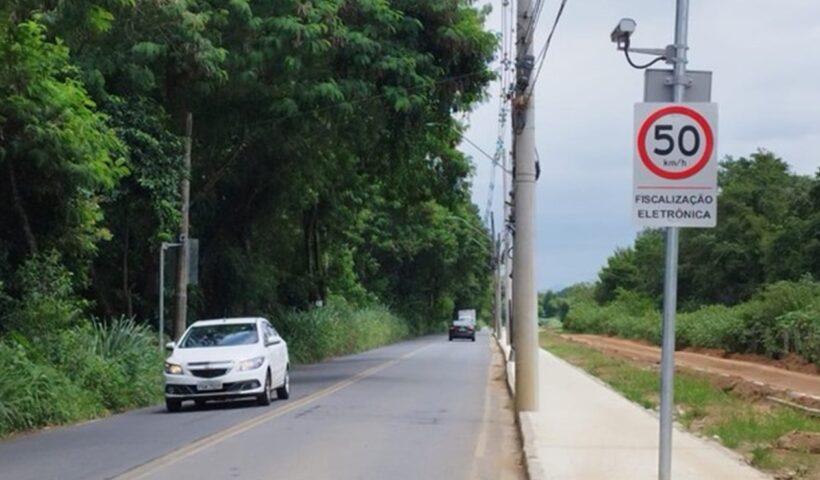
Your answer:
[492,217,502,336]
[659,1,689,478]
[512,0,539,412]
[159,242,181,351]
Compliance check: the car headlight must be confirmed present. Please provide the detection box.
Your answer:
[165,362,183,375]
[237,356,265,371]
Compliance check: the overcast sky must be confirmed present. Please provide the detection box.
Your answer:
[462,0,820,291]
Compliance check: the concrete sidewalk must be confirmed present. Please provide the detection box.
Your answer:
[499,339,770,480]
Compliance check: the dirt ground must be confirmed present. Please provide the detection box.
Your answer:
[563,334,820,408]
[470,338,526,480]
[683,346,819,376]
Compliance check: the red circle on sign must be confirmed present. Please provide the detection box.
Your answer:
[637,105,714,180]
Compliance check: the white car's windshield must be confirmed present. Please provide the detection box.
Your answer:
[180,323,259,348]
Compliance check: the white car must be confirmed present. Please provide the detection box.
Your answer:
[163,317,290,412]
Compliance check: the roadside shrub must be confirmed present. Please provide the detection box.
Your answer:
[740,280,820,358]
[771,301,820,363]
[0,342,102,436]
[563,279,820,364]
[564,290,660,343]
[0,316,164,437]
[272,303,411,364]
[562,300,608,334]
[608,309,660,344]
[37,318,164,411]
[4,251,87,337]
[677,305,746,351]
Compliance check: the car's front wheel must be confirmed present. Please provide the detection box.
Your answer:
[276,368,290,400]
[166,398,182,412]
[257,371,272,406]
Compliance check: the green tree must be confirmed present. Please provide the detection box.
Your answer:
[595,247,638,304]
[0,16,125,331]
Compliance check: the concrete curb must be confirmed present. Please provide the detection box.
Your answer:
[518,412,548,480]
[493,334,545,480]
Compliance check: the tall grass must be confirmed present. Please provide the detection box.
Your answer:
[272,303,411,364]
[563,280,820,363]
[0,318,164,437]
[0,303,417,437]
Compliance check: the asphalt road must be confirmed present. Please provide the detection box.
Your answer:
[0,331,523,480]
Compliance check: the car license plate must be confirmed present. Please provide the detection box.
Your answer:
[196,380,223,391]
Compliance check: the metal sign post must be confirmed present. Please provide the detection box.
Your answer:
[613,1,719,478]
[159,242,180,351]
[660,2,691,479]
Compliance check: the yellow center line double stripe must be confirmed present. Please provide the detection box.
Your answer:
[117,343,434,480]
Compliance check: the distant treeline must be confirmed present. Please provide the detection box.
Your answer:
[542,151,820,363]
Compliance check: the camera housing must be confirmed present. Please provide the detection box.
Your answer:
[610,18,637,45]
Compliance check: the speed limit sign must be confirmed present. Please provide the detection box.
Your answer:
[633,102,718,228]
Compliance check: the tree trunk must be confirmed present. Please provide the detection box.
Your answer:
[6,157,38,255]
[123,217,133,318]
[312,204,325,303]
[174,113,192,340]
[303,204,323,304]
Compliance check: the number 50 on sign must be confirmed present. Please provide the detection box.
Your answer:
[633,103,719,228]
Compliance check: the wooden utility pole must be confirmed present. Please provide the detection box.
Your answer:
[174,112,192,340]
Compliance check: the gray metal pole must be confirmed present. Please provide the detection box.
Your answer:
[159,244,165,352]
[512,0,539,412]
[494,233,503,337]
[491,216,501,336]
[659,1,689,478]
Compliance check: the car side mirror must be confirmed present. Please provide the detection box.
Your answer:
[266,336,281,346]
[165,341,175,352]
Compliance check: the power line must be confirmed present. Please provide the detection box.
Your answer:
[478,0,516,226]
[527,0,569,98]
[520,0,547,55]
[463,135,496,163]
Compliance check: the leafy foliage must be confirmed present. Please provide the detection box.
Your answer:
[0,16,126,294]
[273,301,412,364]
[0,317,162,436]
[0,0,497,433]
[564,280,820,363]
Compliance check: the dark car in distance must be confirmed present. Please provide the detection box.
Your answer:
[448,319,475,342]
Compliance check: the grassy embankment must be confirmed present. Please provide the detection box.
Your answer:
[563,279,820,365]
[540,328,820,477]
[0,304,418,438]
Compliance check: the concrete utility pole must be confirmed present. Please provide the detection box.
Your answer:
[512,0,539,412]
[174,112,193,341]
[659,1,690,478]
[502,151,513,347]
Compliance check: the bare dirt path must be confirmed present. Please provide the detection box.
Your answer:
[563,334,820,402]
